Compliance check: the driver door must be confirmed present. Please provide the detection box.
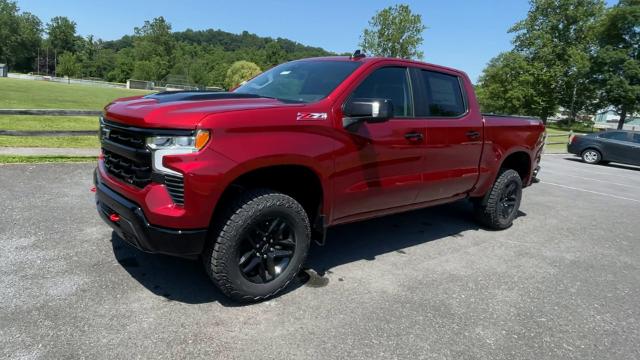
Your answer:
[331,66,428,221]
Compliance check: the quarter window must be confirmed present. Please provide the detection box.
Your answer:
[420,70,466,117]
[350,67,412,117]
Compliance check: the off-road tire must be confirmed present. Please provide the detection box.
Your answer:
[473,169,523,230]
[202,189,310,302]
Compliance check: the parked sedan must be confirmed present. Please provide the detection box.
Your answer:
[568,130,640,166]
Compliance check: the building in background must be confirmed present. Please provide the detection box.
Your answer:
[593,110,640,131]
[0,64,8,77]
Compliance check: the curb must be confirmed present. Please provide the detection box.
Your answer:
[0,130,97,136]
[0,109,102,116]
[0,147,100,157]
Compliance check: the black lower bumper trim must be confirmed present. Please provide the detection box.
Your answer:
[532,166,541,183]
[94,169,207,258]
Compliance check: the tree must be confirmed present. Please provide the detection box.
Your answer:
[359,4,426,59]
[0,0,20,65]
[57,52,81,82]
[507,0,606,123]
[265,41,286,67]
[15,12,42,71]
[476,52,538,115]
[224,61,261,89]
[131,17,175,81]
[0,0,42,71]
[590,0,640,129]
[46,16,77,53]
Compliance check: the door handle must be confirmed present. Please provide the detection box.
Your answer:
[404,132,424,141]
[466,130,480,139]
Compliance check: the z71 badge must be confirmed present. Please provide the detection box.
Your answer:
[296,112,327,121]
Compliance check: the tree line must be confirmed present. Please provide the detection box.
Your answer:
[2,0,637,128]
[0,0,334,88]
[476,0,640,129]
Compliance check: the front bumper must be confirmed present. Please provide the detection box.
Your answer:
[94,170,207,258]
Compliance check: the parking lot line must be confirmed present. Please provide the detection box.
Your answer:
[541,181,640,203]
[542,170,640,189]
[543,158,640,181]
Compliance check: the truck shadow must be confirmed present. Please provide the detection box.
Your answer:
[111,200,524,305]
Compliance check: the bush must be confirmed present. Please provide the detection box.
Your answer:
[224,61,261,90]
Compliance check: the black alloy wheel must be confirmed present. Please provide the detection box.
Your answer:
[238,216,296,284]
[498,181,519,221]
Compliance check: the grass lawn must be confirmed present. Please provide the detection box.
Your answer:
[0,155,97,164]
[0,135,99,148]
[544,128,588,153]
[0,78,151,109]
[0,115,99,131]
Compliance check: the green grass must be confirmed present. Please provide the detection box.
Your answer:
[544,128,588,153]
[0,135,99,148]
[546,122,595,133]
[0,115,99,131]
[0,155,96,164]
[0,78,151,109]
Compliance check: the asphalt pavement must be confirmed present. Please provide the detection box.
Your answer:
[1,155,639,359]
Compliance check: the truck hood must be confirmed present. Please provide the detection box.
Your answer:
[104,92,302,129]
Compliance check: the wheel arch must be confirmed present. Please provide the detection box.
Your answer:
[498,150,532,183]
[209,160,328,242]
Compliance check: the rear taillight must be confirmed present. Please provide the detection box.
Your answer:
[570,135,579,144]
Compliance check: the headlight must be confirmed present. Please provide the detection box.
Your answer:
[146,130,210,176]
[146,130,210,151]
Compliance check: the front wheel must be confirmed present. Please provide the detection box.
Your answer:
[203,189,311,302]
[473,169,523,230]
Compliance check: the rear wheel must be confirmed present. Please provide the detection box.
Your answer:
[582,149,602,164]
[473,169,523,230]
[203,189,310,302]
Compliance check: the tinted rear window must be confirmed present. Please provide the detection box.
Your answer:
[420,70,466,117]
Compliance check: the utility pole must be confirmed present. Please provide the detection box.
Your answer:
[37,48,40,74]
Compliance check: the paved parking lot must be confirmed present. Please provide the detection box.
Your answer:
[1,155,639,359]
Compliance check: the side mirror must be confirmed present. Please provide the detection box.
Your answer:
[343,98,394,128]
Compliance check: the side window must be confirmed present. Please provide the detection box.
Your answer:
[420,70,466,117]
[632,133,640,144]
[350,67,412,117]
[599,132,630,141]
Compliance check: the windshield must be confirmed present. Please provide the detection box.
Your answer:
[234,60,361,103]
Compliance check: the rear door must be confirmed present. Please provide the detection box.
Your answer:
[598,132,636,163]
[411,68,484,203]
[331,66,428,220]
[627,133,640,165]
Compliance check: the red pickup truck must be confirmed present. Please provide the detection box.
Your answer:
[95,54,545,301]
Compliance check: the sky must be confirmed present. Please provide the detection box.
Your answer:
[15,0,617,82]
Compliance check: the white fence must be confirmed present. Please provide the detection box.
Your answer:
[8,73,127,88]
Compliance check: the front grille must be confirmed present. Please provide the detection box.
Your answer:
[100,118,192,205]
[103,149,152,187]
[105,127,146,149]
[164,174,185,205]
[101,120,152,188]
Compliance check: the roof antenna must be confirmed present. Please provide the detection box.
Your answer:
[351,49,366,59]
